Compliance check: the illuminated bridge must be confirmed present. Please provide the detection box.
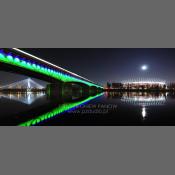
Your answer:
[0,78,44,91]
[0,48,103,97]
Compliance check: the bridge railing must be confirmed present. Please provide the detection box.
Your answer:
[0,48,103,88]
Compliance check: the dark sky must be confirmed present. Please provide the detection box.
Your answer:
[1,48,175,86]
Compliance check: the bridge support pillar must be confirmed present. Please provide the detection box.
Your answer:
[89,86,98,96]
[62,83,73,101]
[46,82,64,99]
[97,87,103,93]
[80,84,90,97]
[81,85,101,97]
[46,82,103,99]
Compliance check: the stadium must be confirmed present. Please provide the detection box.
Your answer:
[121,78,167,90]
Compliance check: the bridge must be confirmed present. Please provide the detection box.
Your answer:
[0,78,45,92]
[0,48,103,97]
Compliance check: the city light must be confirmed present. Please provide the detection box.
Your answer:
[121,94,166,106]
[122,79,166,85]
[0,92,45,105]
[0,78,44,90]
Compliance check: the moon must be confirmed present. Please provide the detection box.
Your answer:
[141,65,148,71]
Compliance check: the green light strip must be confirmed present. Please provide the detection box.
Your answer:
[18,93,103,126]
[0,52,103,88]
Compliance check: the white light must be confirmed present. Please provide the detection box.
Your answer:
[0,78,45,90]
[142,106,146,118]
[123,81,166,85]
[141,65,148,71]
[27,79,31,89]
[122,96,166,102]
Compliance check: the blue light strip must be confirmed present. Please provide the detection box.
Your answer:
[0,49,103,88]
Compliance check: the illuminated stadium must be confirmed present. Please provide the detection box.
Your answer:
[121,92,167,119]
[121,78,166,89]
[121,93,166,106]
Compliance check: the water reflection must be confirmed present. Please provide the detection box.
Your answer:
[0,92,45,105]
[121,92,167,106]
[19,93,104,126]
[1,90,175,126]
[141,106,147,119]
[106,92,169,120]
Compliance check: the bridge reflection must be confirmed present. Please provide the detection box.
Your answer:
[18,93,103,126]
[0,92,45,105]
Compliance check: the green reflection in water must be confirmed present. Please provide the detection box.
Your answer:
[19,93,103,126]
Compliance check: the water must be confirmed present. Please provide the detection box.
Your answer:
[0,91,175,126]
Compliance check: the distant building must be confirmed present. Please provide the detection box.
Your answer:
[106,79,168,90]
[106,82,112,89]
[167,83,175,90]
[122,79,166,90]
[111,83,123,89]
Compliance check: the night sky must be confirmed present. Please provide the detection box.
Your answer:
[1,48,175,86]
